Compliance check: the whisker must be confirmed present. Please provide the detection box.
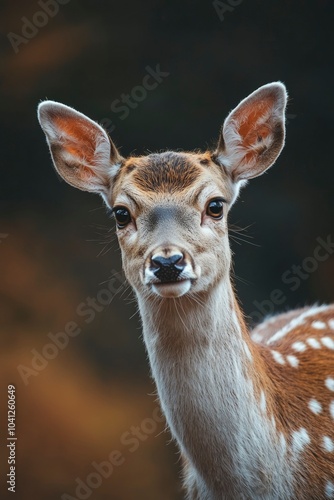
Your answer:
[229,222,255,236]
[173,298,190,333]
[232,274,251,286]
[229,234,261,247]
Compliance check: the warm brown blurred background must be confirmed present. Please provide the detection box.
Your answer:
[0,1,333,499]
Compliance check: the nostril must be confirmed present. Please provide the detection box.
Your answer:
[150,253,185,283]
[151,253,184,269]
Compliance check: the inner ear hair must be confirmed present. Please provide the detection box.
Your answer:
[38,100,123,194]
[215,82,287,182]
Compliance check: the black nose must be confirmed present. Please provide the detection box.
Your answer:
[151,254,185,283]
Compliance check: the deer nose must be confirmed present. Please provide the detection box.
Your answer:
[151,253,185,283]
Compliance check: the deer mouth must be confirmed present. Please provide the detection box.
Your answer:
[152,279,192,298]
[143,251,198,297]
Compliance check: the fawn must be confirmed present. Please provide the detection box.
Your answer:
[38,83,334,499]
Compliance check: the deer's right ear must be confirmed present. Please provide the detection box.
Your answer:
[214,82,287,182]
[37,101,123,195]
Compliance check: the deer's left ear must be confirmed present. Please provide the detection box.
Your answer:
[38,101,123,195]
[215,82,287,181]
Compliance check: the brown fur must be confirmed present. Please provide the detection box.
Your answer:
[38,84,333,499]
[255,306,334,497]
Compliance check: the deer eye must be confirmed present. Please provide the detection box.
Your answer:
[206,199,224,219]
[113,206,132,228]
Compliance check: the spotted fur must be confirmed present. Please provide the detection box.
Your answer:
[38,83,333,499]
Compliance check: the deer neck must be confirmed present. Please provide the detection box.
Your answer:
[137,278,294,498]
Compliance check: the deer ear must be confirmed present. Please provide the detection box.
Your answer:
[215,82,287,181]
[37,101,123,195]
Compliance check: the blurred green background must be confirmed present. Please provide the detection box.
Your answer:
[0,0,333,499]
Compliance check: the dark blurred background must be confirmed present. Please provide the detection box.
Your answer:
[0,1,333,499]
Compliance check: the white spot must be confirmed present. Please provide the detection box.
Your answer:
[280,433,286,452]
[326,480,334,498]
[267,305,330,345]
[323,436,334,453]
[308,399,322,415]
[330,401,334,420]
[291,428,310,454]
[286,355,299,367]
[243,342,253,361]
[291,341,307,352]
[271,415,276,429]
[325,378,334,392]
[271,350,285,365]
[266,315,277,325]
[329,319,334,330]
[321,337,334,350]
[312,320,327,330]
[251,332,263,343]
[260,391,266,412]
[306,338,321,349]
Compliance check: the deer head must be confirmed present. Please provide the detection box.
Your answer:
[38,83,287,300]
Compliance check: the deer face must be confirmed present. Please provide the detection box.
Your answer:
[38,83,287,299]
[111,151,236,298]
